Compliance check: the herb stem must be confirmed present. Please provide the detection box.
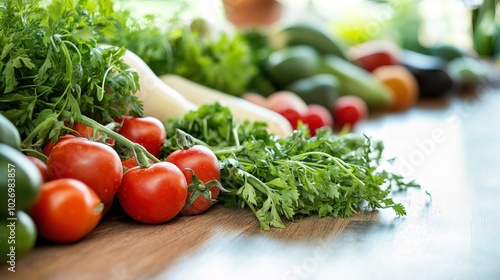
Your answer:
[212,146,244,157]
[21,148,49,162]
[75,113,160,167]
[290,151,366,186]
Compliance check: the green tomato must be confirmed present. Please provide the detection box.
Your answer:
[0,211,37,263]
[0,144,42,216]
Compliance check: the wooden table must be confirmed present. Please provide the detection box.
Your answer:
[2,88,500,280]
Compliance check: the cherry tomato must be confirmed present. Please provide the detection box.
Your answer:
[276,106,302,130]
[118,162,188,224]
[302,104,334,136]
[121,157,139,171]
[266,91,308,115]
[43,134,77,156]
[47,137,122,208]
[70,122,94,138]
[28,178,103,243]
[332,95,368,131]
[166,145,221,215]
[118,116,166,158]
[121,156,154,171]
[70,122,115,146]
[26,156,48,182]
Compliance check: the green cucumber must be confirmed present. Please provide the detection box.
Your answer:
[286,74,340,109]
[318,55,392,108]
[269,23,348,60]
[264,45,321,88]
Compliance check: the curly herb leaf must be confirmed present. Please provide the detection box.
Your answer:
[100,7,258,96]
[0,0,142,148]
[163,103,420,230]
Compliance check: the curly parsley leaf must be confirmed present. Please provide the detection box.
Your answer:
[163,103,420,230]
[0,0,142,148]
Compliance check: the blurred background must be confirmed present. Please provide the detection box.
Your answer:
[119,0,490,55]
[101,0,499,130]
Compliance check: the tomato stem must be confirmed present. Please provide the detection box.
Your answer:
[175,129,196,150]
[76,114,160,167]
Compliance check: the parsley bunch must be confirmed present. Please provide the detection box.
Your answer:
[0,0,142,148]
[163,103,420,230]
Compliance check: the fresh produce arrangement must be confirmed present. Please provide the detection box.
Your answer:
[2,0,497,264]
[161,103,418,230]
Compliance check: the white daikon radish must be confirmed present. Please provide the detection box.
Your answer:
[101,45,198,121]
[160,74,293,138]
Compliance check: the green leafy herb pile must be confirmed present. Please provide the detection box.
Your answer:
[163,103,420,230]
[0,0,142,148]
[102,9,259,96]
[100,4,283,96]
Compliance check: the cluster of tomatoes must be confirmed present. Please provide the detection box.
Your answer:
[244,91,368,136]
[28,116,222,244]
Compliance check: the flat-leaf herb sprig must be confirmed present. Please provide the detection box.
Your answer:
[0,0,142,149]
[163,103,420,230]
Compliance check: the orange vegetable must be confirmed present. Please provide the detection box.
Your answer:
[372,65,419,112]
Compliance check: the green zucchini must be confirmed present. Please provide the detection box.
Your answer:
[269,23,348,60]
[318,55,393,108]
[264,45,321,89]
[286,74,339,109]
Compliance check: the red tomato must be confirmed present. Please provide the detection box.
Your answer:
[121,156,154,171]
[353,51,399,72]
[69,122,115,146]
[26,156,48,182]
[118,116,166,158]
[165,145,221,215]
[267,91,308,115]
[349,40,401,72]
[302,104,334,136]
[28,178,102,243]
[121,157,139,171]
[70,122,94,138]
[118,162,188,224]
[46,137,122,208]
[276,106,302,130]
[332,95,368,131]
[43,134,77,156]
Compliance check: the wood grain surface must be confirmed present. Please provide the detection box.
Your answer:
[2,89,500,280]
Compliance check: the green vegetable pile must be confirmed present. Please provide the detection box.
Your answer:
[0,0,142,148]
[102,9,259,96]
[163,103,419,230]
